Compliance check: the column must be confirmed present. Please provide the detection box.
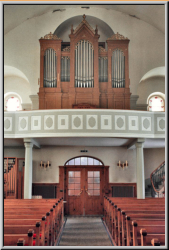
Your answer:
[24,138,33,199]
[135,139,145,199]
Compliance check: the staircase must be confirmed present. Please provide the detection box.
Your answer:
[150,161,165,198]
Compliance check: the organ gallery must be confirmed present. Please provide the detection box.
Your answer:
[38,15,131,109]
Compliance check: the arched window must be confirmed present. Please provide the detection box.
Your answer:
[148,94,165,112]
[4,93,22,111]
[65,156,103,166]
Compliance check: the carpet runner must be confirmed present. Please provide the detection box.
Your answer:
[59,216,112,246]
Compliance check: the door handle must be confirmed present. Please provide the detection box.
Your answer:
[77,189,83,196]
[85,189,91,196]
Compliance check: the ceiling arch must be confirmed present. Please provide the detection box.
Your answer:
[139,67,165,83]
[4,65,29,83]
[54,15,114,42]
[4,5,165,35]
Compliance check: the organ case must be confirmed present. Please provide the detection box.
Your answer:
[38,15,131,109]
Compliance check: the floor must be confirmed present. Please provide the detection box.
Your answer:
[58,216,112,246]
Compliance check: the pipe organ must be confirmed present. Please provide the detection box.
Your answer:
[38,15,131,109]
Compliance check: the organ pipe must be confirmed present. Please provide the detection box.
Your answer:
[112,49,125,88]
[75,40,94,88]
[99,57,108,82]
[44,48,57,87]
[61,57,70,82]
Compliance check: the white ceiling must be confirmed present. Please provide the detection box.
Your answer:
[4,4,165,35]
[4,137,165,149]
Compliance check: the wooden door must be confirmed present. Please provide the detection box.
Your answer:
[66,167,85,215]
[84,168,103,215]
[65,166,104,215]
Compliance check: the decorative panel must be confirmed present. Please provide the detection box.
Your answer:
[4,117,12,131]
[142,117,151,131]
[44,115,55,130]
[157,117,165,131]
[115,115,125,130]
[31,116,41,131]
[19,117,28,131]
[58,115,69,130]
[101,115,112,130]
[4,110,165,138]
[128,116,138,131]
[72,115,83,130]
[86,115,98,130]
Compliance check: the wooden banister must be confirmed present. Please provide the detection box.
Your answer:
[150,161,165,195]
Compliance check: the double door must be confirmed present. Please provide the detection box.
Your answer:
[65,166,104,215]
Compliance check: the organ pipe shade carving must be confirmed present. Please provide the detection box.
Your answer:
[61,57,70,82]
[99,57,108,82]
[75,40,94,88]
[112,49,125,88]
[44,48,57,87]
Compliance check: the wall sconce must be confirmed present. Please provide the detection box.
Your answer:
[117,160,128,170]
[40,161,51,170]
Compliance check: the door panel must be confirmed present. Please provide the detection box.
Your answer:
[85,169,103,215]
[66,169,84,215]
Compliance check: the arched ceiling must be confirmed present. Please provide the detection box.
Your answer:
[4,65,29,83]
[54,15,114,42]
[4,4,165,35]
[139,67,165,82]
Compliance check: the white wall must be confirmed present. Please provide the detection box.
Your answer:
[4,6,165,103]
[4,146,165,183]
[144,148,165,179]
[4,76,32,104]
[32,146,137,183]
[137,77,165,105]
[4,148,25,158]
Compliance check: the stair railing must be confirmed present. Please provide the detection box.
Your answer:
[150,161,165,198]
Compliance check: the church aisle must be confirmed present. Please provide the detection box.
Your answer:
[59,216,112,246]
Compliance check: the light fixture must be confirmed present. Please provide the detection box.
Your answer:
[117,160,128,170]
[40,161,51,170]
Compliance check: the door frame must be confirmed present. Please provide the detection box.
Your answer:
[59,164,109,215]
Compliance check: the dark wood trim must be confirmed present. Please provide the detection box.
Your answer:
[32,183,59,186]
[32,183,59,199]
[108,182,137,197]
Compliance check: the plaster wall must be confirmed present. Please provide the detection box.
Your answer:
[144,148,165,179]
[4,76,32,104]
[137,77,165,105]
[4,148,25,158]
[4,146,165,184]
[4,6,165,103]
[31,146,136,183]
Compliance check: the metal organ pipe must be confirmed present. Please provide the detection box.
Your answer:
[74,40,94,88]
[43,48,57,87]
[88,42,90,87]
[111,49,125,88]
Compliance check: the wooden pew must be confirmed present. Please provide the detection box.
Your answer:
[103,196,165,247]
[132,221,165,246]
[4,197,64,246]
[140,228,165,246]
[4,229,34,246]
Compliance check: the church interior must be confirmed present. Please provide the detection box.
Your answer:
[3,3,166,247]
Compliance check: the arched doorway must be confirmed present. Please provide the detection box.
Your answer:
[59,156,109,216]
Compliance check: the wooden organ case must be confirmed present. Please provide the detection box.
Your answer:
[38,15,131,109]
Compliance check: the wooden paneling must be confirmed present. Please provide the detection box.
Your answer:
[32,183,58,198]
[108,183,137,197]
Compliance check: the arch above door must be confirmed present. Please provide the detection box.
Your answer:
[59,156,109,215]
